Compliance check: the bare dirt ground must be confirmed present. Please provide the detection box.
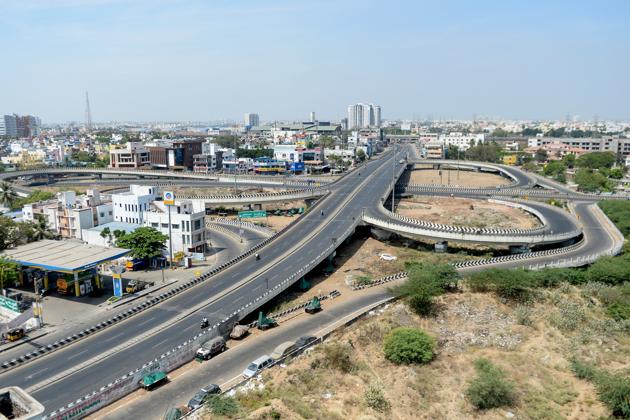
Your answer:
[223,284,627,420]
[397,196,541,229]
[410,168,511,187]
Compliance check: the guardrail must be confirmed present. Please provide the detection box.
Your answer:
[44,217,361,420]
[207,218,275,237]
[182,188,327,204]
[363,212,581,245]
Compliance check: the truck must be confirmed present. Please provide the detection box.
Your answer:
[125,280,150,294]
[125,259,147,271]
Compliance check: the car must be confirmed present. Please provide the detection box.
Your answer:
[195,337,226,360]
[294,335,317,348]
[187,384,221,410]
[270,341,297,361]
[242,355,274,378]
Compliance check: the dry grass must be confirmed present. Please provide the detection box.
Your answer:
[214,285,628,420]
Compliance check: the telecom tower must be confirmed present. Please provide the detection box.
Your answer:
[85,91,93,129]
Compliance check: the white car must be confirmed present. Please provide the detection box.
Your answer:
[242,355,274,378]
[380,253,397,261]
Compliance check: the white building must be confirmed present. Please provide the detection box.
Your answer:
[145,200,206,256]
[111,185,159,225]
[438,132,485,151]
[347,103,381,129]
[273,144,303,163]
[109,141,150,168]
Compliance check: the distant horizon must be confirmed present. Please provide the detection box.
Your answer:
[1,0,628,122]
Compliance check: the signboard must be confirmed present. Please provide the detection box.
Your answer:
[238,210,267,219]
[163,191,175,206]
[112,274,123,297]
[0,295,19,312]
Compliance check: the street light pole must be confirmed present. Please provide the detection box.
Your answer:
[167,204,174,269]
[391,152,395,213]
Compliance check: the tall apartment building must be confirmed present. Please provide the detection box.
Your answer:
[145,200,206,255]
[347,103,381,129]
[111,185,159,224]
[0,114,36,137]
[109,142,150,168]
[244,113,260,127]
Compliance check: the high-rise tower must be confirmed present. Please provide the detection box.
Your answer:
[85,91,93,130]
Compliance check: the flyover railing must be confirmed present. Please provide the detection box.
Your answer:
[181,188,327,204]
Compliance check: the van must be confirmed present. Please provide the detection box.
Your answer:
[270,341,297,361]
[195,337,226,360]
[242,355,274,378]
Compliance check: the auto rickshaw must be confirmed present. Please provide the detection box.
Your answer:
[6,328,25,342]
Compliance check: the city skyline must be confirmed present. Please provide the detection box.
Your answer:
[1,0,629,123]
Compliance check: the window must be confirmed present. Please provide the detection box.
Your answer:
[152,223,158,227]
[109,211,112,215]
[161,223,169,228]
[172,224,180,230]
[194,219,201,230]
[100,212,104,217]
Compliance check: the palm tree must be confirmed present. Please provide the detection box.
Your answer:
[0,182,17,208]
[32,216,54,240]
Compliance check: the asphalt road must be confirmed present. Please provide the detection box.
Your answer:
[0,146,619,416]
[2,148,406,413]
[100,289,393,420]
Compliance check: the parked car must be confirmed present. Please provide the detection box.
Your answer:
[294,335,317,348]
[195,337,226,360]
[187,384,221,410]
[270,341,297,361]
[242,355,274,378]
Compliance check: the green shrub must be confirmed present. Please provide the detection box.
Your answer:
[571,359,630,418]
[466,358,515,410]
[382,327,435,365]
[356,275,373,286]
[467,268,532,301]
[606,302,630,321]
[364,383,390,412]
[393,262,461,316]
[321,343,354,373]
[206,395,239,416]
[514,304,533,326]
[551,301,586,331]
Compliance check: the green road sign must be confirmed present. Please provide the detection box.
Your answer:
[0,295,19,312]
[238,210,267,219]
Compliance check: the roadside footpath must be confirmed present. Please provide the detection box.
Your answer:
[90,286,396,420]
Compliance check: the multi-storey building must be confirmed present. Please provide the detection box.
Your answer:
[22,190,113,240]
[244,113,260,128]
[347,103,381,129]
[109,142,150,168]
[145,200,206,256]
[147,138,204,170]
[527,137,630,158]
[438,132,485,151]
[111,185,159,224]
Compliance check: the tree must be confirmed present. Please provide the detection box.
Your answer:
[11,190,55,211]
[576,152,616,170]
[491,128,509,138]
[609,168,624,179]
[383,327,436,364]
[466,358,515,410]
[0,217,17,250]
[27,216,54,241]
[546,127,566,137]
[465,142,502,163]
[534,149,548,163]
[522,162,538,172]
[393,262,460,315]
[543,161,567,183]
[0,182,17,208]
[0,258,19,290]
[213,135,240,149]
[521,127,542,136]
[115,227,168,259]
[235,148,273,159]
[318,135,336,149]
[574,169,613,192]
[562,153,576,169]
[356,148,366,162]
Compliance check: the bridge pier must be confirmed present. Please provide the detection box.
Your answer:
[435,241,448,253]
[323,252,336,273]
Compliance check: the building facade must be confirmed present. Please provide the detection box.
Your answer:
[111,185,158,224]
[145,200,206,256]
[109,142,150,168]
[347,103,381,129]
[244,113,260,127]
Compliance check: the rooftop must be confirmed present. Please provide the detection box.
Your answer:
[84,221,140,233]
[1,239,130,272]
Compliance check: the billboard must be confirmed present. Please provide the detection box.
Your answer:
[163,191,175,205]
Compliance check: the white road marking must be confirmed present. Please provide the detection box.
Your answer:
[152,338,170,349]
[67,349,88,361]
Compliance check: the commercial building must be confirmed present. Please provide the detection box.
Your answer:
[425,141,445,159]
[148,138,204,170]
[145,200,206,256]
[111,185,159,224]
[244,113,260,128]
[347,103,381,129]
[109,141,150,168]
[0,115,18,137]
[193,152,223,173]
[0,114,38,138]
[527,136,630,157]
[438,132,485,151]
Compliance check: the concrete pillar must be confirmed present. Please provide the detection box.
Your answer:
[74,271,80,297]
[94,271,101,289]
[43,271,49,289]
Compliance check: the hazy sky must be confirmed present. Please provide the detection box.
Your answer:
[1,0,629,123]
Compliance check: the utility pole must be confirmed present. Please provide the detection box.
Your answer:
[391,152,395,213]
